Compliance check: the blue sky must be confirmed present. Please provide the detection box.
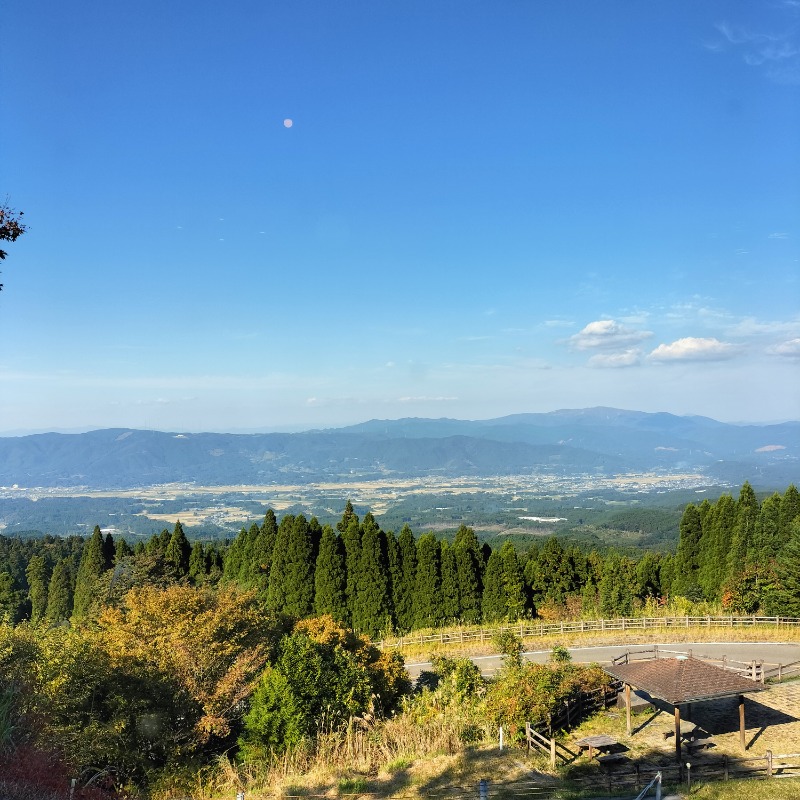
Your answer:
[1,0,799,433]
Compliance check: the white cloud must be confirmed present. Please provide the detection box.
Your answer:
[768,338,800,358]
[397,395,457,403]
[649,337,738,362]
[730,317,800,337]
[569,320,652,351]
[768,232,789,239]
[712,20,800,84]
[588,350,642,368]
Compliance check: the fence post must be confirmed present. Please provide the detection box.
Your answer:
[724,755,729,780]
[550,736,556,769]
[766,750,773,778]
[479,779,488,800]
[236,792,245,800]
[69,779,76,800]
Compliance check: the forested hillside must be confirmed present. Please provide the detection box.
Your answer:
[1,483,799,798]
[2,483,799,634]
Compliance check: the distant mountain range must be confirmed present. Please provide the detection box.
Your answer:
[0,408,797,489]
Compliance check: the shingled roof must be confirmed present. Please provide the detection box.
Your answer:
[605,657,766,705]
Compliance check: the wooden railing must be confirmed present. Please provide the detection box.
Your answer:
[572,751,800,794]
[378,615,800,650]
[524,683,619,767]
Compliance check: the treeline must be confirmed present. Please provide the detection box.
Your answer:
[674,482,800,614]
[3,483,798,638]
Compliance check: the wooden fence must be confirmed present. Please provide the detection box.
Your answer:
[524,684,620,766]
[570,751,800,795]
[378,615,800,650]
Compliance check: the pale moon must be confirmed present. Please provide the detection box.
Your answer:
[283,118,293,128]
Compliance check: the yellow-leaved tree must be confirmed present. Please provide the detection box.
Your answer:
[96,584,283,748]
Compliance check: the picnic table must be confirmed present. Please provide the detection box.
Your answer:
[574,734,618,759]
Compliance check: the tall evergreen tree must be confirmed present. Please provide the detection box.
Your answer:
[698,494,735,598]
[481,547,505,623]
[115,537,133,561]
[526,536,576,606]
[766,518,800,616]
[158,527,172,552]
[385,529,402,626]
[188,541,207,584]
[674,504,703,597]
[26,554,51,624]
[237,523,261,584]
[394,525,417,632]
[599,553,634,617]
[337,500,359,533]
[413,533,442,629]
[165,520,191,577]
[313,526,348,623]
[439,541,460,622]
[341,517,362,618]
[308,516,323,565]
[779,485,800,547]
[755,493,783,564]
[267,514,315,618]
[45,558,74,624]
[636,551,662,599]
[249,509,278,593]
[222,528,246,582]
[0,572,23,623]
[102,532,116,569]
[206,542,224,581]
[352,516,391,637]
[500,541,527,620]
[730,482,759,573]
[453,524,482,624]
[73,525,107,620]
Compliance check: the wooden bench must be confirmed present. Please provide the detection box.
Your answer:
[574,734,618,759]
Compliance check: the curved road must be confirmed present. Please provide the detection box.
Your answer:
[405,641,800,679]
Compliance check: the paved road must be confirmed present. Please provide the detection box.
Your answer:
[405,641,800,679]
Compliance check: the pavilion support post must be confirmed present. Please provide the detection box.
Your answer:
[739,695,746,751]
[674,705,681,762]
[625,683,631,735]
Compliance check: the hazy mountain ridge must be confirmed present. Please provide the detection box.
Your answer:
[0,408,797,489]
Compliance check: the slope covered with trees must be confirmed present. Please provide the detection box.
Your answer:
[1,485,798,796]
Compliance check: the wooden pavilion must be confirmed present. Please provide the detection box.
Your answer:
[605,656,766,761]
